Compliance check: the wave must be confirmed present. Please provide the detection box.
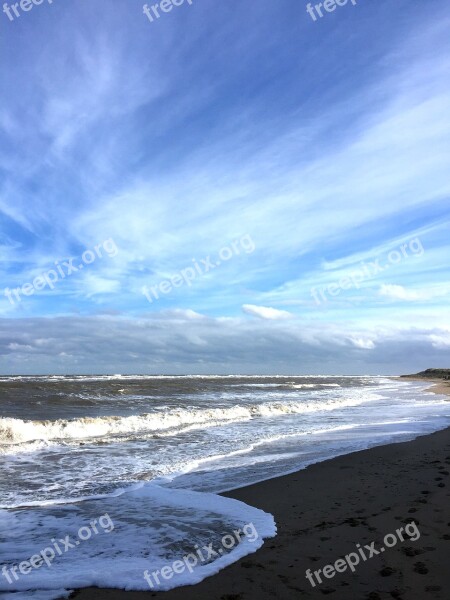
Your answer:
[0,394,381,447]
[0,374,388,382]
[232,383,342,389]
[287,383,341,389]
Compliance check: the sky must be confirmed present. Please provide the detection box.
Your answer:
[0,0,449,375]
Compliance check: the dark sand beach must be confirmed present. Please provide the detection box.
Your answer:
[72,383,450,600]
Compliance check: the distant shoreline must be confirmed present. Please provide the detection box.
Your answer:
[393,368,450,398]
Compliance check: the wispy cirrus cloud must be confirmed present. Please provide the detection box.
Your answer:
[0,0,449,372]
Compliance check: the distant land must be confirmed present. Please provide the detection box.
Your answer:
[401,368,450,380]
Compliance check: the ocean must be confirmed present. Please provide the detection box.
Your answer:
[0,375,449,599]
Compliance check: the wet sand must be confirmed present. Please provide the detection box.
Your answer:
[400,376,450,398]
[72,385,450,600]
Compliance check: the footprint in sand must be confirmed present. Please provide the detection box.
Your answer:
[401,546,424,557]
[413,561,428,574]
[380,566,396,577]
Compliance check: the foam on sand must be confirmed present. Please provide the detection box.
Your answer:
[0,483,276,599]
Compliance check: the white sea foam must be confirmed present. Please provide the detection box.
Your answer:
[287,383,341,389]
[0,484,276,599]
[0,394,382,447]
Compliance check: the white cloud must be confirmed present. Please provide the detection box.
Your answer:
[349,338,375,350]
[379,284,424,301]
[379,284,450,302]
[242,304,293,320]
[81,274,121,298]
[429,332,450,349]
[158,309,205,320]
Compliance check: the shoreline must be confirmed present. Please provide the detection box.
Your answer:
[396,376,450,398]
[71,382,450,600]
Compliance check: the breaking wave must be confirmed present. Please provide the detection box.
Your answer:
[0,394,378,446]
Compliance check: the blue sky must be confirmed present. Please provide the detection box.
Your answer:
[0,0,449,374]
